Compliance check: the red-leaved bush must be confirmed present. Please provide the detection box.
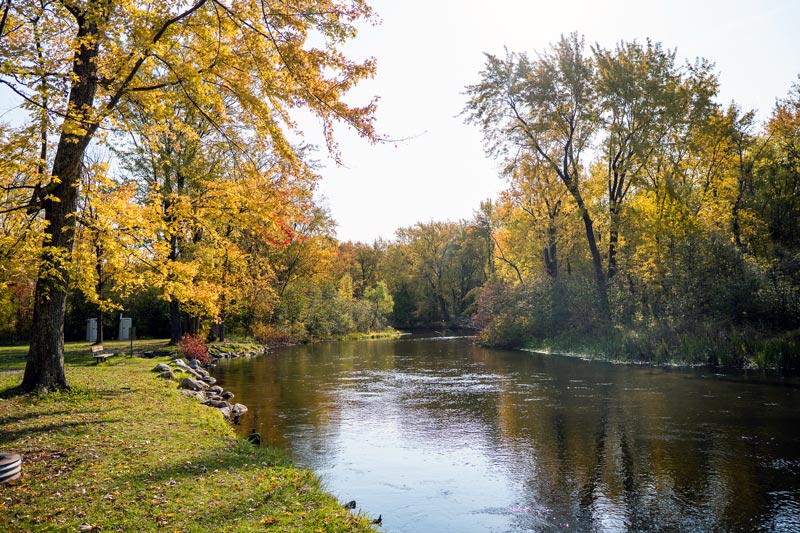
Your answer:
[177,334,209,365]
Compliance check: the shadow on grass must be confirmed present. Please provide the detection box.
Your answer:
[0,407,106,426]
[0,383,29,399]
[109,441,337,529]
[94,387,149,400]
[0,354,123,373]
[0,339,171,370]
[122,440,290,488]
[0,380,101,399]
[0,418,124,447]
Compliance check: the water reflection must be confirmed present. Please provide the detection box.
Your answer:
[213,337,800,532]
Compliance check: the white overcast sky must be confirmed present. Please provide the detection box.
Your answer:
[312,0,800,243]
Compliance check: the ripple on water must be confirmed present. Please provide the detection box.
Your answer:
[760,491,800,532]
[473,503,560,531]
[221,337,800,533]
[769,458,800,474]
[367,371,513,397]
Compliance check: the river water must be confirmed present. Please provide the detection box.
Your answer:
[212,335,800,532]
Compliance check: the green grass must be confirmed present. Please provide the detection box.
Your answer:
[0,350,378,532]
[208,341,265,357]
[341,329,404,341]
[521,325,800,370]
[0,339,173,373]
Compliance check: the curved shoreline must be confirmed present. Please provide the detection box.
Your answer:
[0,355,379,531]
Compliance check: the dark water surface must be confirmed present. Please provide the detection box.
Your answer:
[212,336,800,532]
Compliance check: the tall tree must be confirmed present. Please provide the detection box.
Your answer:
[337,240,385,298]
[757,80,800,255]
[464,34,609,316]
[391,220,489,325]
[471,200,498,279]
[500,152,570,278]
[0,125,45,342]
[593,39,687,279]
[118,98,228,342]
[395,221,459,324]
[2,0,378,392]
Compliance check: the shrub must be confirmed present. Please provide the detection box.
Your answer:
[251,323,299,346]
[177,334,209,365]
[479,312,529,348]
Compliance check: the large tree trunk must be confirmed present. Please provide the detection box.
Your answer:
[187,316,200,335]
[579,208,610,317]
[544,220,558,278]
[607,163,626,281]
[570,189,610,318]
[558,155,609,317]
[22,10,103,392]
[22,136,87,392]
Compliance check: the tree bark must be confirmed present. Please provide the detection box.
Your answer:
[581,210,609,316]
[22,137,87,391]
[98,309,105,345]
[608,206,620,280]
[169,298,182,344]
[572,192,610,318]
[544,220,558,278]
[187,316,200,335]
[22,8,104,392]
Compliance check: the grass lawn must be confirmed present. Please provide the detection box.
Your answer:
[0,344,377,532]
[0,339,174,373]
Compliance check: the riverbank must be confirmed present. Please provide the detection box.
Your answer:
[0,351,378,532]
[519,324,800,370]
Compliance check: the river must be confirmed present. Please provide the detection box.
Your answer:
[212,335,800,532]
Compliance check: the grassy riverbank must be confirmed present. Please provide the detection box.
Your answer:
[341,329,404,341]
[0,345,377,532]
[521,323,800,369]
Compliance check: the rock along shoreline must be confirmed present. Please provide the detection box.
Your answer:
[152,345,268,424]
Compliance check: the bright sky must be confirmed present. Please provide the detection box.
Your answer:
[313,0,800,243]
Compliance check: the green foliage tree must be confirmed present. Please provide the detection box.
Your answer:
[364,280,394,329]
[593,39,696,279]
[463,35,799,365]
[389,219,489,327]
[464,34,610,317]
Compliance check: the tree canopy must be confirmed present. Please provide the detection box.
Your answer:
[1,0,379,392]
[463,35,800,365]
[1,25,798,380]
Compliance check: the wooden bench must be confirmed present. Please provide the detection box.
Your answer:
[91,345,114,364]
